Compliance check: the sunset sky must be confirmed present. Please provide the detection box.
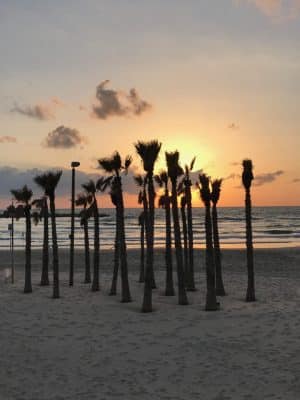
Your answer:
[0,0,299,207]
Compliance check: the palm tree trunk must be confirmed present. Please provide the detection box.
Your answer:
[245,188,255,302]
[118,183,131,303]
[147,172,156,289]
[165,193,174,296]
[139,214,145,283]
[186,185,196,291]
[204,202,218,311]
[171,181,188,305]
[181,201,189,287]
[49,195,59,299]
[92,198,100,291]
[141,196,152,312]
[83,218,91,283]
[40,200,49,286]
[110,215,119,295]
[212,204,225,296]
[24,206,32,293]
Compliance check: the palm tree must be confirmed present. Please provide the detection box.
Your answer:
[211,179,226,296]
[155,171,175,296]
[166,151,188,306]
[82,180,100,292]
[98,152,132,303]
[242,159,256,302]
[135,141,161,312]
[198,173,219,311]
[75,193,92,284]
[10,185,33,293]
[32,196,49,286]
[183,157,196,291]
[35,171,62,299]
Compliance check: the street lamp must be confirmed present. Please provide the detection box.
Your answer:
[69,160,80,286]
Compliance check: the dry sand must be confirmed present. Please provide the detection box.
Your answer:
[0,248,299,400]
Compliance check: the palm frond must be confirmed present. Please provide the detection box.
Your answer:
[82,180,96,194]
[198,173,211,204]
[11,185,33,204]
[34,171,62,196]
[134,140,162,173]
[134,174,144,187]
[242,159,254,189]
[165,151,184,181]
[211,179,222,205]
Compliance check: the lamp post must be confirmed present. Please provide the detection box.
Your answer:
[69,161,80,286]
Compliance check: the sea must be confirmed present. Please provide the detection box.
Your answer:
[1,206,300,250]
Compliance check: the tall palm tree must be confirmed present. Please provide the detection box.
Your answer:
[183,157,196,291]
[98,152,132,303]
[166,151,188,305]
[211,179,226,296]
[11,185,33,293]
[75,193,92,284]
[155,171,175,296]
[180,194,189,286]
[134,174,148,284]
[135,140,161,312]
[35,171,62,299]
[198,173,219,311]
[32,196,49,286]
[242,159,256,302]
[82,180,100,292]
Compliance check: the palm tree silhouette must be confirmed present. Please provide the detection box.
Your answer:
[82,180,100,292]
[211,179,226,296]
[135,140,162,312]
[198,173,219,311]
[75,193,92,284]
[35,171,62,298]
[182,157,196,291]
[32,196,49,286]
[242,159,256,302]
[98,152,132,303]
[166,151,188,305]
[155,170,175,296]
[10,185,33,293]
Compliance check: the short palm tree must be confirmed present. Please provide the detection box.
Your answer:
[76,193,92,284]
[32,196,49,286]
[11,185,33,293]
[98,152,132,303]
[198,173,219,311]
[135,140,162,312]
[166,151,188,305]
[182,157,196,291]
[242,159,256,302]
[211,179,226,296]
[82,180,100,292]
[155,171,175,296]
[35,171,62,299]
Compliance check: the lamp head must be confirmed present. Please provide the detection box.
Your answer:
[71,161,80,168]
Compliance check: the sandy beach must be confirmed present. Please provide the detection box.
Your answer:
[0,248,299,400]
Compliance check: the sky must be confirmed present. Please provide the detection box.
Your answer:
[0,0,299,207]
